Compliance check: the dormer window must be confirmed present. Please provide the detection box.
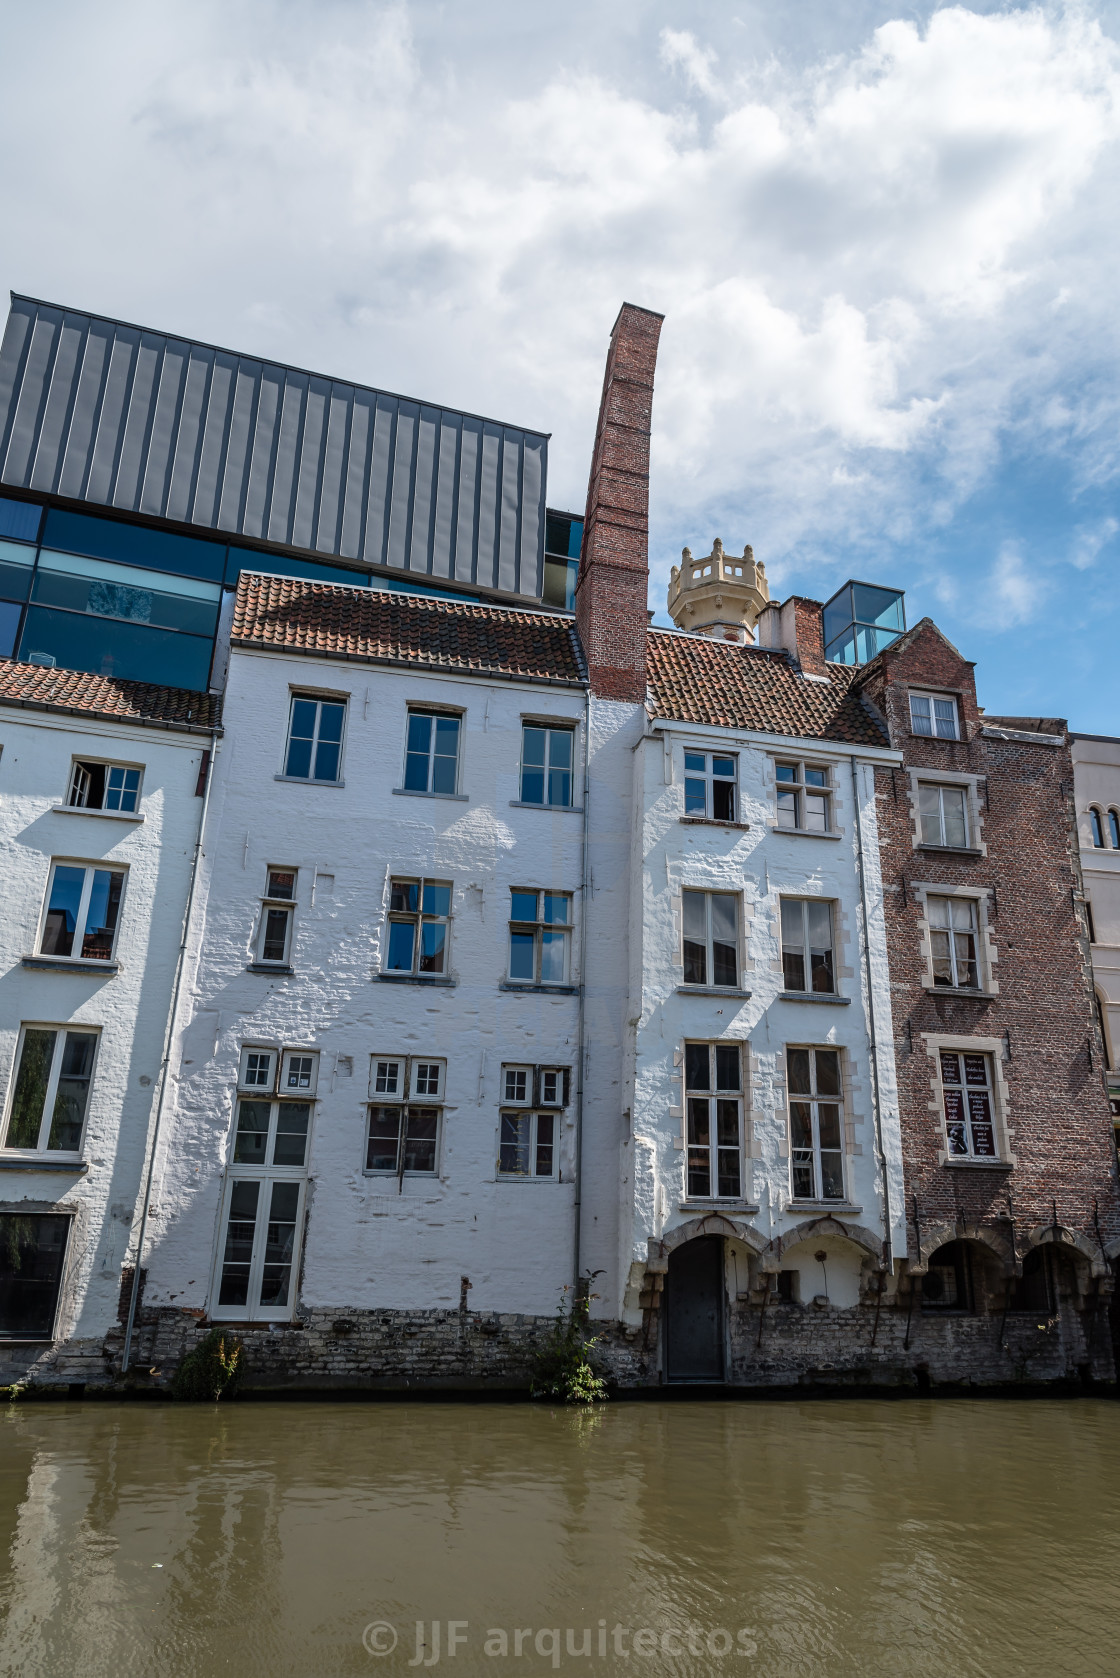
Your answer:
[910,692,959,741]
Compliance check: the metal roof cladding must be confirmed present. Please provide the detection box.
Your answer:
[0,294,549,596]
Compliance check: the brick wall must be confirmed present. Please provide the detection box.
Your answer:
[855,620,1120,1287]
[575,303,663,702]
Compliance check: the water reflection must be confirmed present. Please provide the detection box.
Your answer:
[0,1400,1117,1677]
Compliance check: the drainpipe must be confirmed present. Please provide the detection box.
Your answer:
[572,685,592,1296]
[850,756,894,1274]
[121,728,220,1373]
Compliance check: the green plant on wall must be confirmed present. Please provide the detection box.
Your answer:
[530,1280,607,1405]
[171,1327,244,1402]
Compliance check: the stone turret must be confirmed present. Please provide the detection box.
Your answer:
[666,539,770,643]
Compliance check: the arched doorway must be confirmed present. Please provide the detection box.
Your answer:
[665,1237,725,1382]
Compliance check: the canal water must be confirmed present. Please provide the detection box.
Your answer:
[1,1398,1117,1677]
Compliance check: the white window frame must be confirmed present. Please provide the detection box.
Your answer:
[787,1045,846,1203]
[279,1049,319,1096]
[364,1053,446,1179]
[384,877,453,977]
[779,898,836,994]
[927,895,980,990]
[497,1063,569,1180]
[519,722,576,809]
[282,692,348,783]
[917,782,971,848]
[402,707,463,797]
[774,761,833,833]
[211,1172,308,1324]
[1,1023,100,1155]
[238,1045,278,1093]
[507,890,573,985]
[37,859,127,964]
[683,750,738,821]
[256,868,298,967]
[936,1048,1000,1161]
[498,1110,559,1179]
[683,1040,744,1202]
[681,888,740,988]
[909,691,960,740]
[67,758,143,813]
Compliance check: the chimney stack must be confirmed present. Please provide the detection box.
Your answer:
[756,597,828,676]
[575,303,664,702]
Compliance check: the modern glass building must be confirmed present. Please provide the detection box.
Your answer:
[822,580,906,666]
[0,295,568,691]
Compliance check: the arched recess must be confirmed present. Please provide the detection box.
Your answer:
[1090,807,1106,848]
[1026,1222,1109,1280]
[908,1219,1014,1277]
[647,1215,767,1270]
[759,1215,884,1268]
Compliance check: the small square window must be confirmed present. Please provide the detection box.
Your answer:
[280,1049,319,1095]
[239,1046,277,1093]
[683,752,737,821]
[411,1060,445,1100]
[774,762,832,833]
[67,760,143,813]
[504,1066,531,1104]
[918,784,970,848]
[370,1057,405,1098]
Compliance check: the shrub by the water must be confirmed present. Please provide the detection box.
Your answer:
[530,1288,607,1405]
[171,1328,244,1401]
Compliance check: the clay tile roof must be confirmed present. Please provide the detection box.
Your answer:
[646,629,889,746]
[231,572,585,686]
[0,659,221,733]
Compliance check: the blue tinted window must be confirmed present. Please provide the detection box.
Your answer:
[43,509,227,582]
[0,600,21,658]
[0,497,41,544]
[17,608,213,690]
[226,548,372,589]
[851,583,905,633]
[34,552,221,637]
[0,540,34,604]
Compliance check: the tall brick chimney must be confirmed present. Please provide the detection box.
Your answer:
[575,303,664,702]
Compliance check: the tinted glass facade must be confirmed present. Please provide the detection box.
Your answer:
[822,581,906,666]
[542,509,584,611]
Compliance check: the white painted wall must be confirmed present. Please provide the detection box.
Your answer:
[144,646,636,1320]
[0,707,210,1362]
[621,719,906,1319]
[1071,734,1120,1087]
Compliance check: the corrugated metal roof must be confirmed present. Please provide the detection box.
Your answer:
[0,295,548,596]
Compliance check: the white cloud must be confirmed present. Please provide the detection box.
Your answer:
[660,28,722,99]
[1069,516,1120,567]
[988,542,1038,627]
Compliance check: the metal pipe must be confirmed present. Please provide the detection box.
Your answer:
[572,684,592,1296]
[121,728,220,1373]
[850,757,894,1271]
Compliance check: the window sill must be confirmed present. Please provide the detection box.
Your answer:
[273,775,345,788]
[377,972,456,987]
[676,985,752,998]
[0,1156,89,1173]
[924,984,994,999]
[497,1174,561,1184]
[786,1200,864,1214]
[508,801,583,813]
[500,982,580,995]
[392,788,469,802]
[680,817,750,831]
[917,844,984,857]
[681,1200,760,1213]
[778,992,851,1006]
[362,1171,440,1180]
[50,804,143,823]
[942,1158,1013,1172]
[246,963,294,975]
[21,956,118,974]
[775,827,842,841]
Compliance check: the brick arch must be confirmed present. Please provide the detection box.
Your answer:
[909,1221,1014,1277]
[760,1215,884,1266]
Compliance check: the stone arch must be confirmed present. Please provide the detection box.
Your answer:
[1025,1222,1108,1280]
[908,1219,1014,1277]
[760,1216,885,1269]
[647,1215,767,1270]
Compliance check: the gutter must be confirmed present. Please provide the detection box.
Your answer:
[572,685,592,1296]
[121,726,220,1373]
[850,756,894,1273]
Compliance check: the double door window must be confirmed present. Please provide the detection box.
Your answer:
[215,1090,311,1320]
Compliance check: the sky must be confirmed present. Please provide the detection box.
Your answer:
[1,0,1119,728]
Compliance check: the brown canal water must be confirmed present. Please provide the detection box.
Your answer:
[1,1398,1118,1678]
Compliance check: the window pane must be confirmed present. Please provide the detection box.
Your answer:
[931,929,953,986]
[1111,811,1120,849]
[233,1101,271,1165]
[505,1068,529,1102]
[716,1149,741,1199]
[685,1043,710,1092]
[684,778,707,815]
[218,1181,260,1306]
[47,1031,97,1151]
[806,900,831,950]
[777,789,798,829]
[789,1102,813,1150]
[105,766,140,812]
[509,931,536,980]
[268,870,296,900]
[682,892,707,942]
[18,607,213,690]
[390,880,419,913]
[285,699,318,778]
[713,757,735,779]
[259,1182,300,1306]
[387,921,416,971]
[419,922,446,972]
[367,1108,403,1170]
[918,784,942,844]
[549,729,573,770]
[943,1088,968,1155]
[406,712,432,755]
[804,793,828,832]
[687,1098,711,1144]
[313,737,341,782]
[431,736,459,796]
[783,948,806,991]
[7,1030,56,1148]
[787,1049,811,1095]
[775,764,797,783]
[272,1104,311,1167]
[933,699,957,739]
[373,1060,401,1096]
[710,894,737,945]
[500,1113,531,1175]
[713,940,737,987]
[820,1151,845,1199]
[815,1051,841,1098]
[81,870,123,959]
[316,702,345,744]
[817,1104,842,1150]
[942,787,968,848]
[511,891,538,922]
[683,939,707,985]
[543,895,569,925]
[262,908,291,963]
[522,726,547,774]
[0,599,21,659]
[684,753,706,772]
[535,1113,555,1176]
[404,1108,438,1172]
[1091,810,1105,847]
[540,930,567,983]
[0,1214,69,1339]
[42,866,85,957]
[422,882,451,917]
[547,766,572,807]
[404,714,432,791]
[910,696,933,735]
[712,779,735,821]
[715,1045,740,1091]
[804,769,827,788]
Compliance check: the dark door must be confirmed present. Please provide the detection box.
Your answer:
[665,1237,725,1382]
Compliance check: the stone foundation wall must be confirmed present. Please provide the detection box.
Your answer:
[3,1290,1114,1395]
